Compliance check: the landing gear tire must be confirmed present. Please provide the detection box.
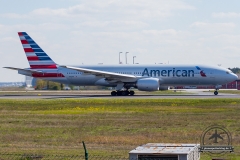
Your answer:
[111,91,117,96]
[214,91,218,95]
[122,91,129,96]
[117,91,122,96]
[129,91,135,96]
[111,90,134,96]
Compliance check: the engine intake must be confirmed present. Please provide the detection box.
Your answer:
[136,78,160,91]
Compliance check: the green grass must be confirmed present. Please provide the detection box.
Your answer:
[0,99,239,159]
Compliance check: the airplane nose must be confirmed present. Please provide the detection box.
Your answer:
[232,73,238,81]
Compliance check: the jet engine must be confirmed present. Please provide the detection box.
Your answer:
[136,78,160,91]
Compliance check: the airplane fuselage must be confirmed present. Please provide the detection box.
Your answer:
[19,64,237,87]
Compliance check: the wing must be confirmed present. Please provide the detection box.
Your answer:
[209,135,214,140]
[217,134,223,140]
[4,67,43,73]
[60,65,137,81]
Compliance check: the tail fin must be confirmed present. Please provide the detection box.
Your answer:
[18,32,57,69]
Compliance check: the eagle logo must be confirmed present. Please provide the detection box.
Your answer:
[200,70,206,77]
[196,66,207,77]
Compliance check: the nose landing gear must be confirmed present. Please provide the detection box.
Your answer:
[214,85,221,95]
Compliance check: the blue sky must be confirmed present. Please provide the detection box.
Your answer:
[1,0,240,81]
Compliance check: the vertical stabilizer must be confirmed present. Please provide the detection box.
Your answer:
[18,32,57,69]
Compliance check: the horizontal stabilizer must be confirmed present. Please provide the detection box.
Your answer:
[3,67,43,73]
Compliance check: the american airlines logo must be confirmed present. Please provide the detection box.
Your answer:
[200,71,207,77]
[142,68,195,77]
[142,66,207,77]
[196,66,207,77]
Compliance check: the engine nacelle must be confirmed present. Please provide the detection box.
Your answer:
[136,78,159,91]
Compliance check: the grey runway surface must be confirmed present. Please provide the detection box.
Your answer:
[0,93,239,99]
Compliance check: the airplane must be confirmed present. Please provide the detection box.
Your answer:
[209,129,223,143]
[4,32,238,96]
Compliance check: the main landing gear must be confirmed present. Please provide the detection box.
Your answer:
[111,90,135,96]
[214,85,221,95]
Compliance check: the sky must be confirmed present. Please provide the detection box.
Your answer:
[1,0,240,82]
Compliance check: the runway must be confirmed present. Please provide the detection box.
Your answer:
[0,90,239,99]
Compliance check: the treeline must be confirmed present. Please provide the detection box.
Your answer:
[35,79,63,90]
[35,79,110,90]
[228,67,240,74]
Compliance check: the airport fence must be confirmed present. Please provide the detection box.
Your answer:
[0,153,129,160]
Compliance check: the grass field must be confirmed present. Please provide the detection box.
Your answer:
[0,98,239,159]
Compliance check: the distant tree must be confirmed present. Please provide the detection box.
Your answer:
[48,81,61,90]
[52,86,59,90]
[35,79,61,90]
[228,67,240,74]
[47,81,50,89]
[69,85,74,90]
[35,79,45,90]
[60,83,64,90]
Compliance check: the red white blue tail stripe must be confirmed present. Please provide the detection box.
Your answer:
[18,32,57,69]
[18,32,64,78]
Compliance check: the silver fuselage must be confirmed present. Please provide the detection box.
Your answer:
[19,64,238,87]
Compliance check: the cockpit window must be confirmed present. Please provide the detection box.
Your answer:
[226,71,230,74]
